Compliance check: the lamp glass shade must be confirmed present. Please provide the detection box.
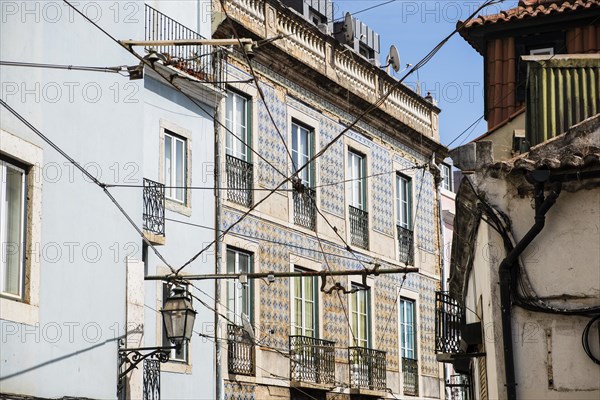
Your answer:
[161,287,197,344]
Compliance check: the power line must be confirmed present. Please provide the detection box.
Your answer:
[0,98,175,274]
[0,60,128,74]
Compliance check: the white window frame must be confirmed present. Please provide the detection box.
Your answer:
[0,159,26,299]
[226,246,253,325]
[159,120,192,216]
[291,266,318,337]
[0,129,42,327]
[291,121,314,188]
[348,150,366,210]
[164,131,187,203]
[440,163,453,192]
[399,297,416,360]
[396,174,412,229]
[225,90,251,162]
[350,284,371,348]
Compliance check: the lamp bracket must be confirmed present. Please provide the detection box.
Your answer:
[118,339,178,379]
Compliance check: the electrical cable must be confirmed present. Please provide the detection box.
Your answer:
[0,98,176,274]
[582,314,600,365]
[0,60,126,74]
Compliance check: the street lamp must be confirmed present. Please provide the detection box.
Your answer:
[118,285,197,380]
[161,286,197,344]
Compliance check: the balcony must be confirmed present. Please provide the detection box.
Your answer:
[145,4,225,89]
[402,357,419,396]
[289,335,335,387]
[227,324,255,376]
[143,178,165,243]
[435,291,463,354]
[348,346,386,392]
[397,225,414,265]
[293,188,316,230]
[226,154,253,207]
[349,206,369,249]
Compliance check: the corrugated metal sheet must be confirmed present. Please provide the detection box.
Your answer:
[525,55,600,146]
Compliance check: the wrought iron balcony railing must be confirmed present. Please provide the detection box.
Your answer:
[349,206,369,249]
[397,225,414,265]
[226,154,253,207]
[143,178,165,236]
[348,346,386,391]
[145,4,225,89]
[402,357,419,396]
[447,374,472,400]
[227,324,255,376]
[435,291,463,354]
[289,335,335,385]
[293,188,316,230]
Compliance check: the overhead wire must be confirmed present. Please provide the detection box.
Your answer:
[0,99,176,274]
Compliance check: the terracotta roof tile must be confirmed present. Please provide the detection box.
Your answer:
[463,0,600,28]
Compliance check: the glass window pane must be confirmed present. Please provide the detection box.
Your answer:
[165,135,172,197]
[2,166,24,296]
[175,139,184,201]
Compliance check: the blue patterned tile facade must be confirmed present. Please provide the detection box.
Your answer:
[414,171,436,253]
[224,380,256,400]
[371,143,394,236]
[319,117,346,217]
[221,209,439,376]
[256,83,289,188]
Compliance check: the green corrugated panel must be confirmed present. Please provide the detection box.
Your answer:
[524,55,600,146]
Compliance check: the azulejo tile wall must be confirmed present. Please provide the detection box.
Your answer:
[224,380,256,400]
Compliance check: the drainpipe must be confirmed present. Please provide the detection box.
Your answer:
[214,100,224,400]
[497,170,561,400]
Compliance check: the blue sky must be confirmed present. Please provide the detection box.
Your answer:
[333,0,519,147]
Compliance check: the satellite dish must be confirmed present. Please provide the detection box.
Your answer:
[387,45,401,73]
[344,12,354,42]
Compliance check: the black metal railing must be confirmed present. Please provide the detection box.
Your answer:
[226,155,253,207]
[143,178,165,236]
[402,357,418,396]
[293,188,316,230]
[227,324,255,376]
[349,206,369,249]
[348,346,386,391]
[435,291,463,354]
[397,225,414,265]
[447,374,472,400]
[289,335,335,385]
[145,4,225,89]
[143,359,161,400]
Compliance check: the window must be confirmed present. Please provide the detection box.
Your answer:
[396,174,412,229]
[292,267,318,337]
[1,159,26,299]
[350,285,370,348]
[348,151,366,210]
[399,298,416,359]
[163,131,186,203]
[291,121,314,188]
[226,247,253,325]
[225,90,250,162]
[440,164,453,192]
[530,47,554,56]
[162,283,188,362]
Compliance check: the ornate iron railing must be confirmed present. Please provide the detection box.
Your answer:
[145,4,225,89]
[226,155,253,207]
[293,188,316,230]
[402,357,419,396]
[227,324,255,375]
[349,206,369,249]
[348,346,386,391]
[397,225,414,265]
[435,291,463,354]
[143,178,165,236]
[289,335,335,385]
[143,359,161,400]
